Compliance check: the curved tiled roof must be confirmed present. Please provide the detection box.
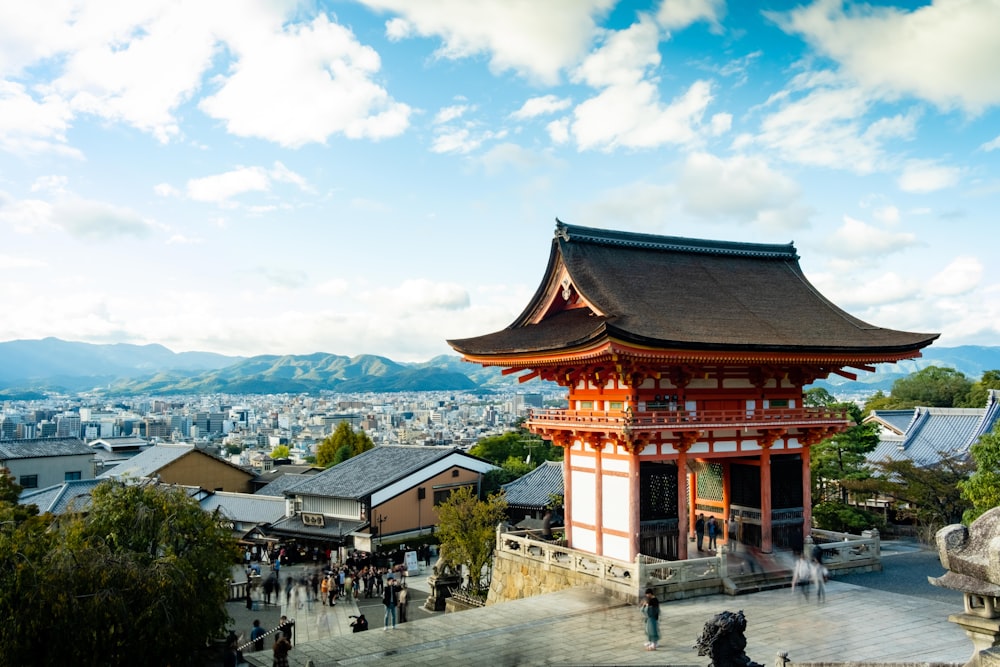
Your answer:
[449,222,938,359]
[501,460,564,509]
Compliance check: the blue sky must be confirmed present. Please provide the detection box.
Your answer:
[1,0,998,362]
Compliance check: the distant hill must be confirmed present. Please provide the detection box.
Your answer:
[812,345,1000,398]
[0,338,996,398]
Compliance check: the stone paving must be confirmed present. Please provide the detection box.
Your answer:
[229,550,973,667]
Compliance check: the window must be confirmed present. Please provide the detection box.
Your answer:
[609,401,623,411]
[19,475,37,489]
[64,471,82,481]
[769,399,789,409]
[580,400,593,410]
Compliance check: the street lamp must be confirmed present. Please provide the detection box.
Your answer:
[376,512,388,550]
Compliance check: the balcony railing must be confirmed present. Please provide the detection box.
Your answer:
[527,406,847,432]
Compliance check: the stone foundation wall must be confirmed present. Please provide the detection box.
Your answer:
[488,549,618,605]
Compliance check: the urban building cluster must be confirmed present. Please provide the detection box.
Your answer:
[0,389,551,488]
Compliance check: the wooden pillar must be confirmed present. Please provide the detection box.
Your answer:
[630,449,640,561]
[563,445,573,546]
[760,445,773,553]
[594,442,604,556]
[801,446,812,544]
[676,445,689,560]
[722,460,731,541]
[689,469,698,539]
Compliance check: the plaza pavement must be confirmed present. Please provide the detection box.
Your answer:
[231,544,973,667]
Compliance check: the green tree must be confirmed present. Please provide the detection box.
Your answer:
[877,366,973,409]
[480,456,537,495]
[958,429,1000,523]
[469,429,562,467]
[0,478,238,666]
[958,370,1000,409]
[803,387,836,407]
[859,453,973,527]
[811,403,880,505]
[435,485,507,598]
[862,390,895,414]
[270,444,290,459]
[316,421,375,467]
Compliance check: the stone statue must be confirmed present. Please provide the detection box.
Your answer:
[693,610,763,667]
[929,506,1000,666]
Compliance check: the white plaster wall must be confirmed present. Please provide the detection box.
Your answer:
[603,534,631,562]
[572,470,596,524]
[602,456,630,473]
[714,441,738,452]
[573,528,596,553]
[689,442,710,454]
[601,474,630,533]
[575,453,596,470]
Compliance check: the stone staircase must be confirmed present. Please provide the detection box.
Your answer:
[721,549,794,595]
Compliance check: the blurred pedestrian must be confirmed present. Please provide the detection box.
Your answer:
[640,588,660,651]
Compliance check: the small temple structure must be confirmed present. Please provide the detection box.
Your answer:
[449,222,938,563]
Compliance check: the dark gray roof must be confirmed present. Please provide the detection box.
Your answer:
[200,491,286,524]
[255,473,313,497]
[867,410,918,435]
[97,443,253,480]
[19,479,105,514]
[501,461,563,509]
[267,514,367,541]
[0,438,93,460]
[868,390,1000,467]
[284,445,488,499]
[449,222,938,359]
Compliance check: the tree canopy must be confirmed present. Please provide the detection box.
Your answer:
[863,365,981,412]
[469,429,562,467]
[316,421,375,467]
[958,428,1000,523]
[434,485,507,598]
[857,453,973,527]
[0,473,238,666]
[269,444,290,459]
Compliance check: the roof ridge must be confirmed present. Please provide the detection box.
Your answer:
[555,220,798,260]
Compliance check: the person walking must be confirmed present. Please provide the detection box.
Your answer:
[707,516,718,551]
[640,588,660,651]
[811,557,828,604]
[695,514,706,551]
[272,630,292,667]
[398,582,409,623]
[251,619,266,652]
[382,575,399,630]
[791,552,812,601]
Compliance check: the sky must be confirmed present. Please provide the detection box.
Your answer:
[1,0,999,363]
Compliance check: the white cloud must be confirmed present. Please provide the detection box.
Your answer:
[510,95,572,120]
[754,72,916,173]
[981,135,1000,152]
[434,105,470,124]
[0,191,157,240]
[154,183,181,198]
[569,18,719,151]
[547,118,571,144]
[656,0,725,33]
[366,278,470,311]
[897,160,961,193]
[477,143,564,175]
[773,0,1000,114]
[185,162,309,206]
[0,80,79,157]
[0,254,46,269]
[384,17,412,41]
[926,256,982,296]
[678,152,809,230]
[823,215,917,259]
[431,128,479,154]
[359,0,614,84]
[30,175,68,194]
[199,14,411,147]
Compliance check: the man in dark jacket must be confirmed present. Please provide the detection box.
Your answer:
[382,576,399,630]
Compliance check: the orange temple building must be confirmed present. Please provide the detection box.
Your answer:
[448,222,938,563]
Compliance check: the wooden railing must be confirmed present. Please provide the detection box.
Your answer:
[527,406,848,432]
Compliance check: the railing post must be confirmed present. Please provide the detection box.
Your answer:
[862,528,880,558]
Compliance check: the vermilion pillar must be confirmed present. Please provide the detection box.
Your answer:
[675,442,690,560]
[760,445,772,553]
[801,446,812,543]
[594,442,604,556]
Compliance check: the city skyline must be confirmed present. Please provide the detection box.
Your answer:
[1,1,998,362]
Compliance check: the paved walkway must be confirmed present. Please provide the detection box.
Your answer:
[233,547,973,667]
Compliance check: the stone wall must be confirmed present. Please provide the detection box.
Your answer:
[487,548,612,605]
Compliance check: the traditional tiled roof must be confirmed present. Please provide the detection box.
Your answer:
[200,491,286,524]
[19,478,106,514]
[449,222,938,360]
[283,445,494,500]
[97,443,253,480]
[267,514,368,540]
[254,473,312,497]
[867,390,1000,467]
[501,460,564,509]
[0,438,93,460]
[866,410,917,436]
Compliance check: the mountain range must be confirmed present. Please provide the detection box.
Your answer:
[0,338,998,398]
